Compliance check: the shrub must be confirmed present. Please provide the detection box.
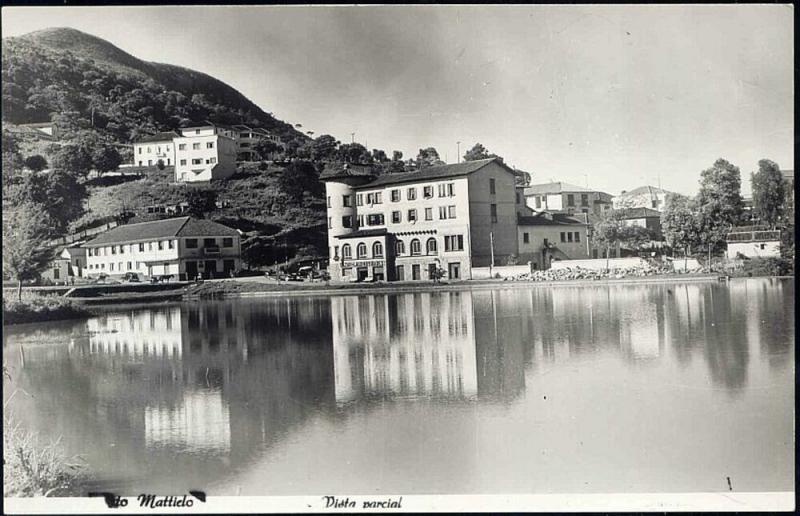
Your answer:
[2,294,89,325]
[739,257,794,277]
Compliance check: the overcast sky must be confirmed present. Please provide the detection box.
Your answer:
[3,5,793,195]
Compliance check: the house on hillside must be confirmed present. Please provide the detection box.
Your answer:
[40,246,88,284]
[614,185,675,211]
[726,226,781,259]
[174,123,238,183]
[132,131,179,167]
[232,124,283,161]
[517,213,590,270]
[616,207,664,240]
[523,182,613,216]
[84,216,242,280]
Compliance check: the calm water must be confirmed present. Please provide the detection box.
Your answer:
[3,278,794,495]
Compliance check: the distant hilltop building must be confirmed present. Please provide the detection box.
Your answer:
[18,121,59,139]
[130,121,284,183]
[522,182,614,217]
[614,185,675,211]
[320,158,590,282]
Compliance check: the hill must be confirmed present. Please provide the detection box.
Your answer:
[1,27,307,144]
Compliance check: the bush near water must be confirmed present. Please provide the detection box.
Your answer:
[2,293,89,325]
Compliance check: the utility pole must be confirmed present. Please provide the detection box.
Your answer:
[489,231,495,277]
[457,141,461,163]
[351,133,355,144]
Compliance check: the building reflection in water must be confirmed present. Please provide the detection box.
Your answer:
[331,292,479,402]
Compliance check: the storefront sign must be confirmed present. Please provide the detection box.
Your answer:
[343,260,385,268]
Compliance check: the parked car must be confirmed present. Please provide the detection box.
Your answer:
[123,272,141,283]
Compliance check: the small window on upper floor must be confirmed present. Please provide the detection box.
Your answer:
[489,178,496,195]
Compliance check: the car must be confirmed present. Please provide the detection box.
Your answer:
[123,272,141,283]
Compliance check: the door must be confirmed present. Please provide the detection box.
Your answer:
[412,264,421,280]
[428,263,437,280]
[204,260,218,279]
[186,261,198,280]
[223,259,236,276]
[448,262,461,280]
[357,267,369,281]
[395,265,404,281]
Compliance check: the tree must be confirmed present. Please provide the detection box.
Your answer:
[2,129,24,188]
[337,143,371,164]
[2,202,53,299]
[372,149,388,163]
[23,154,48,172]
[311,135,339,162]
[185,188,218,218]
[620,224,655,253]
[696,158,745,259]
[416,147,443,168]
[9,170,86,235]
[50,143,93,177]
[463,142,502,162]
[661,193,700,268]
[751,159,786,228]
[92,145,122,175]
[514,169,531,186]
[592,210,625,270]
[279,160,321,199]
[156,159,165,170]
[392,150,403,162]
[254,139,282,161]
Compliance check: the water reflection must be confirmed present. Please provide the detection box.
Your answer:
[2,278,793,495]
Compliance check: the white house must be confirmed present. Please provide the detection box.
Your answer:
[173,124,238,183]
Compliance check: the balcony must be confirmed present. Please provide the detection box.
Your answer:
[726,230,781,243]
[203,246,221,256]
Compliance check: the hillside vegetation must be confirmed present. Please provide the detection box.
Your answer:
[2,27,306,145]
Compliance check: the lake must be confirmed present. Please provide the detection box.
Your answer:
[3,278,794,496]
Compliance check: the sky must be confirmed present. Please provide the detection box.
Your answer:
[2,4,794,195]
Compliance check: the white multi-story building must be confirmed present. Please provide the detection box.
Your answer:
[173,124,238,183]
[132,132,179,167]
[523,182,614,216]
[84,216,242,280]
[232,124,283,161]
[614,185,675,211]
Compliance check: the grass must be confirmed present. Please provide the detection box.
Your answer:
[3,293,90,325]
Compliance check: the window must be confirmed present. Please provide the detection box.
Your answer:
[342,215,352,228]
[425,208,433,220]
[567,194,575,207]
[356,194,363,206]
[567,232,573,243]
[408,209,417,222]
[333,245,339,258]
[444,235,464,251]
[535,196,541,209]
[407,188,417,200]
[516,192,521,204]
[447,205,456,218]
[373,242,384,258]
[157,146,161,153]
[179,144,186,150]
[439,206,447,220]
[392,211,401,224]
[186,239,198,249]
[158,241,164,250]
[138,243,144,252]
[490,178,496,194]
[327,196,331,208]
[438,184,447,197]
[581,194,589,206]
[148,160,152,166]
[127,262,132,270]
[574,232,581,242]
[166,146,170,152]
[222,238,233,247]
[195,129,200,135]
[207,142,214,149]
[180,159,187,166]
[357,215,364,228]
[138,148,142,154]
[523,232,529,243]
[410,239,421,255]
[193,142,201,150]
[192,158,202,165]
[342,244,352,259]
[652,200,659,209]
[147,146,151,153]
[328,217,333,229]
[560,232,566,243]
[357,243,367,258]
[111,246,117,255]
[110,263,114,271]
[208,157,216,164]
[343,195,352,207]
[423,186,434,198]
[447,183,455,196]
[391,189,401,202]
[367,213,385,226]
[490,204,497,223]
[426,238,437,254]
[203,238,216,247]
[366,192,382,204]
[396,240,405,255]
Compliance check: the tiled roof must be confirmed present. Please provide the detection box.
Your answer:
[134,131,179,144]
[618,185,673,197]
[319,163,379,181]
[335,228,388,239]
[524,182,593,194]
[358,158,511,188]
[616,207,662,219]
[518,214,586,226]
[85,217,238,246]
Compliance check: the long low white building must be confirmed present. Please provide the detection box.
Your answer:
[84,216,242,280]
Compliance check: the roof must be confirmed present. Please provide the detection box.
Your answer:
[134,131,179,144]
[358,158,512,188]
[319,163,379,181]
[335,228,388,239]
[618,185,673,197]
[782,169,794,180]
[518,213,587,226]
[85,217,239,246]
[524,182,593,195]
[616,207,662,219]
